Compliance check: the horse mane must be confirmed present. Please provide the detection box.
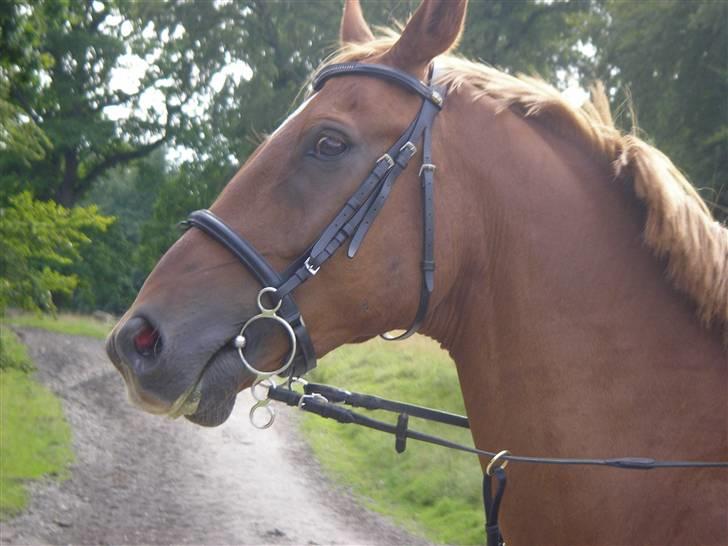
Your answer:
[320,31,728,342]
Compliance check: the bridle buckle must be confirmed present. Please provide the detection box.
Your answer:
[399,141,417,156]
[304,257,320,276]
[377,153,395,170]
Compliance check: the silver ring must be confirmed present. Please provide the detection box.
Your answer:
[257,286,282,313]
[251,378,276,402]
[237,313,297,377]
[249,401,275,429]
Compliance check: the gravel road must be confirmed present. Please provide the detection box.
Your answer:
[1,328,432,546]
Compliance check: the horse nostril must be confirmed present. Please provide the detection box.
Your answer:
[133,323,161,356]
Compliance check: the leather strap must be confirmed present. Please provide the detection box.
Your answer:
[313,63,444,108]
[303,381,469,428]
[183,210,317,376]
[269,383,728,469]
[380,89,442,340]
[185,210,282,289]
[483,469,507,546]
[276,80,445,342]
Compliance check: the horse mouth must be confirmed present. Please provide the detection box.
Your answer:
[175,344,254,427]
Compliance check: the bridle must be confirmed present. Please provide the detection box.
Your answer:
[184,62,445,382]
[183,62,728,546]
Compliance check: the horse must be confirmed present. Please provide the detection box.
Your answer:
[106,1,728,544]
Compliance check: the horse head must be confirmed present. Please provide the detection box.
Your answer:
[106,0,468,427]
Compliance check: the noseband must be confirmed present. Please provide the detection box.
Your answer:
[184,63,445,381]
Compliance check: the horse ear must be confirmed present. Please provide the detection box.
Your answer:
[340,0,374,45]
[385,0,467,74]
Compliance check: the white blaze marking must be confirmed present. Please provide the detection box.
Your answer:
[270,95,314,138]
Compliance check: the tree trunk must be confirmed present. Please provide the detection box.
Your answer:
[56,150,78,207]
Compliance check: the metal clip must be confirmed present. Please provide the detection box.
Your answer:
[297,392,328,410]
[486,449,511,476]
[431,90,443,106]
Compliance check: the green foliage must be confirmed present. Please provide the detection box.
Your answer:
[456,0,595,80]
[2,0,724,310]
[67,150,166,313]
[301,337,484,546]
[0,324,32,372]
[0,362,74,519]
[0,92,49,164]
[135,160,233,275]
[0,191,112,314]
[0,0,51,164]
[0,0,238,207]
[592,0,728,220]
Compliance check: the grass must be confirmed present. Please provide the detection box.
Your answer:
[0,326,74,519]
[300,336,485,546]
[0,326,34,372]
[7,311,112,340]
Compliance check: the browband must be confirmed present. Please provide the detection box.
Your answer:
[313,63,444,108]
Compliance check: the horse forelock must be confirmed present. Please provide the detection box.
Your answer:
[317,30,728,343]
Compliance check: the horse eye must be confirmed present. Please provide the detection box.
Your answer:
[314,135,348,158]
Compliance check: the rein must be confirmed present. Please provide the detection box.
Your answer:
[262,379,727,546]
[182,62,728,546]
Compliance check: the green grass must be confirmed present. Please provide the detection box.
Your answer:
[301,336,484,545]
[0,326,34,372]
[7,312,112,340]
[0,328,74,519]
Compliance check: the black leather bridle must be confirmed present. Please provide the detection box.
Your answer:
[184,63,445,379]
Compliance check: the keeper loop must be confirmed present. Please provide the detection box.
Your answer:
[395,413,409,453]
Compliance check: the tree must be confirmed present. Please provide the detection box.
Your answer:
[592,0,727,220]
[66,149,167,313]
[0,191,112,314]
[135,159,235,277]
[0,0,239,207]
[0,0,50,166]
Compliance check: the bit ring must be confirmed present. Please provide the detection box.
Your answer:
[237,313,297,377]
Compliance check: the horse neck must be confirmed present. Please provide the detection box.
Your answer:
[422,88,726,458]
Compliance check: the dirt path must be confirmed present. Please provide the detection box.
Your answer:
[1,329,432,546]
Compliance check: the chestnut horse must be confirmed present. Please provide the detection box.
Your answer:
[107,1,728,544]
